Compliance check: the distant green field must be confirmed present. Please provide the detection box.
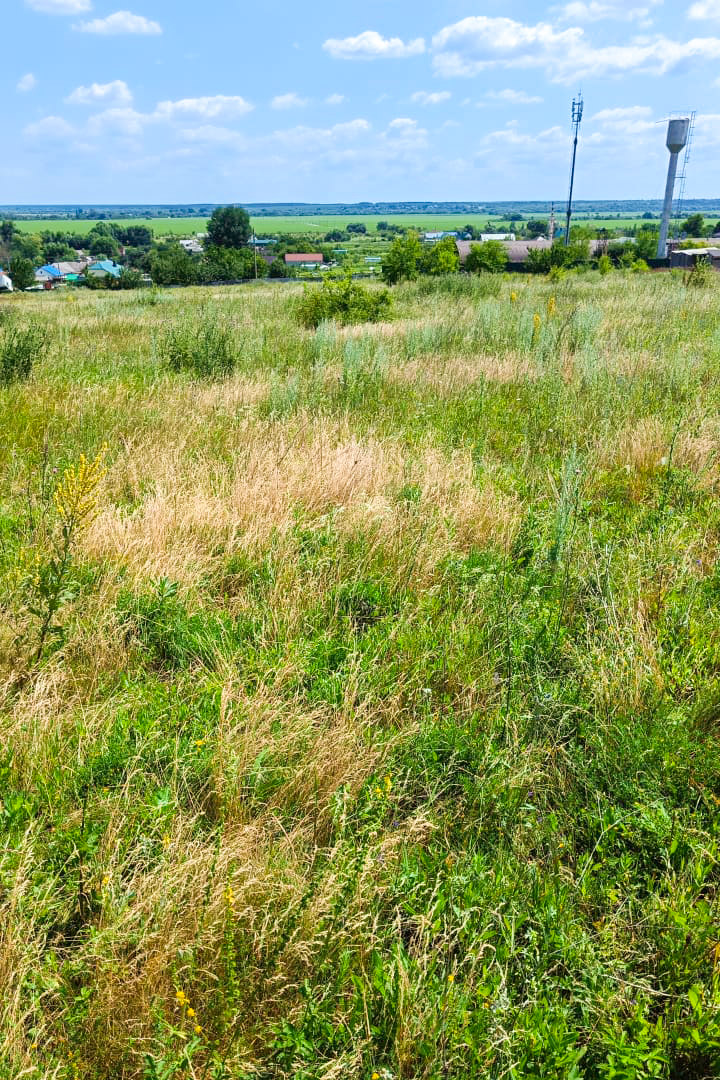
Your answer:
[11,213,659,238]
[15,217,210,236]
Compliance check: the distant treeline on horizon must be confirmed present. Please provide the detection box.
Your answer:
[3,199,720,221]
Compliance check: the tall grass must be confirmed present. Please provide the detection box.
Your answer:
[1,272,720,1079]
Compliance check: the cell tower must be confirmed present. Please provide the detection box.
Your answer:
[657,116,691,258]
[564,93,583,247]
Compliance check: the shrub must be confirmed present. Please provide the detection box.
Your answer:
[687,257,715,288]
[160,311,238,378]
[8,256,35,292]
[597,255,613,276]
[0,318,47,386]
[296,277,392,329]
[465,239,508,275]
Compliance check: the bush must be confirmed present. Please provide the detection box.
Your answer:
[465,239,508,275]
[8,256,35,292]
[597,255,613,276]
[160,311,238,378]
[0,319,47,386]
[296,277,392,329]
[687,257,716,288]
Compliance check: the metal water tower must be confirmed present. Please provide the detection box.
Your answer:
[657,117,690,258]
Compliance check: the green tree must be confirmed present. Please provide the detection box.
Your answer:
[682,213,705,238]
[88,232,120,258]
[526,219,549,239]
[419,236,459,276]
[207,205,252,249]
[8,256,35,291]
[202,246,267,282]
[465,240,508,275]
[149,245,198,285]
[382,232,422,285]
[635,229,659,261]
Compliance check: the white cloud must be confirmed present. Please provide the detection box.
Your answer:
[554,1,661,22]
[25,0,91,13]
[155,96,254,120]
[269,118,371,150]
[271,92,309,110]
[589,105,656,134]
[325,93,345,105]
[24,115,75,140]
[431,14,720,82]
[87,107,147,136]
[76,10,161,34]
[689,1,720,17]
[17,73,37,92]
[178,125,248,149]
[65,80,133,105]
[411,90,452,105]
[385,117,429,146]
[486,89,543,104]
[323,30,425,60]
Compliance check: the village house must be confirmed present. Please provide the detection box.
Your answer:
[284,253,324,269]
[87,259,123,280]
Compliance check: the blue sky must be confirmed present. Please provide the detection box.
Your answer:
[5,0,720,203]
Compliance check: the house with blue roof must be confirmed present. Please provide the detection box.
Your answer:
[87,260,122,280]
[35,264,63,284]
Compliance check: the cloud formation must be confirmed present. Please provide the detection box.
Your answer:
[431,14,720,82]
[154,96,254,119]
[688,0,720,17]
[486,89,543,104]
[323,30,425,60]
[410,91,452,105]
[25,0,91,13]
[16,73,37,92]
[76,10,161,34]
[66,80,133,105]
[554,1,661,22]
[271,92,310,109]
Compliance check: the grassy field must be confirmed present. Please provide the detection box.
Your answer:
[2,271,720,1079]
[11,213,661,238]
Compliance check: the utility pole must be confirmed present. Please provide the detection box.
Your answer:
[252,233,258,279]
[565,93,583,248]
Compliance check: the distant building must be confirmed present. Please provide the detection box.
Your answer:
[456,239,551,264]
[478,233,516,242]
[0,271,13,292]
[670,247,720,269]
[422,231,459,242]
[179,238,204,255]
[87,259,123,280]
[35,265,64,285]
[284,253,324,268]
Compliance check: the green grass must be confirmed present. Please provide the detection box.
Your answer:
[1,269,720,1079]
[11,213,662,238]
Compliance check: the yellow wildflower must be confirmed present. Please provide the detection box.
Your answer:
[53,444,108,530]
[101,874,110,887]
[225,885,235,907]
[447,973,455,984]
[510,291,518,303]
[547,296,556,317]
[384,774,392,793]
[194,1025,202,1035]
[187,1007,196,1019]
[175,990,188,1008]
[372,1073,380,1080]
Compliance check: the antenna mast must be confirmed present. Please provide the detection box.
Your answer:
[564,92,583,248]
